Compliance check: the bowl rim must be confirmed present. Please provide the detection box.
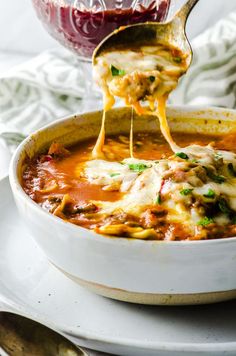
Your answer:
[9,104,236,247]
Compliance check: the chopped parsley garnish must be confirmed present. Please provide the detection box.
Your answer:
[197,217,214,226]
[228,163,236,177]
[211,174,226,184]
[149,76,155,82]
[218,197,231,214]
[173,56,182,63]
[175,152,189,160]
[180,188,193,196]
[203,189,215,199]
[128,163,149,173]
[231,216,236,224]
[203,167,225,184]
[111,65,125,76]
[110,173,120,177]
[156,194,162,204]
[214,153,222,160]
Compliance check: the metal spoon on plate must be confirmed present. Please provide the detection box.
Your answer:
[93,0,199,76]
[0,311,107,356]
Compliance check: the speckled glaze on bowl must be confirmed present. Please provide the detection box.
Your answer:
[9,106,236,305]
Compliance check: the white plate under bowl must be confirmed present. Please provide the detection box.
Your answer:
[1,176,236,356]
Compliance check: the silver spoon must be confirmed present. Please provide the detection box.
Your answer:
[93,0,200,75]
[0,311,107,356]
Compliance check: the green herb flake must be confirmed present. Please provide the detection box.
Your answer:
[175,152,189,160]
[173,56,182,63]
[203,189,215,199]
[228,163,236,177]
[149,76,155,82]
[155,194,162,205]
[211,174,226,184]
[203,167,225,184]
[180,188,193,196]
[197,217,214,226]
[128,163,149,173]
[111,65,125,76]
[218,197,231,214]
[214,153,222,160]
[110,173,120,177]
[231,216,236,224]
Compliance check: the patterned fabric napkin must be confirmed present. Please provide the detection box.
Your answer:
[0,11,236,151]
[171,10,236,107]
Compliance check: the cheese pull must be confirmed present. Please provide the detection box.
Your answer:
[93,43,187,157]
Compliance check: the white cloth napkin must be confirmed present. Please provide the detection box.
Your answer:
[0,49,101,147]
[171,11,236,107]
[1,11,236,151]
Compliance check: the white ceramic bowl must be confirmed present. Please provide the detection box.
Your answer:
[9,106,236,305]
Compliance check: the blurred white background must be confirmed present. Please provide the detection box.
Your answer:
[0,0,236,74]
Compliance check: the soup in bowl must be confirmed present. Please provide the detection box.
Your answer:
[9,106,236,305]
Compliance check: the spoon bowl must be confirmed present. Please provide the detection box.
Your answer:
[0,311,91,356]
[93,0,199,75]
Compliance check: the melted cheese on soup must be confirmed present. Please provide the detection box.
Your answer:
[84,145,236,239]
[22,133,236,241]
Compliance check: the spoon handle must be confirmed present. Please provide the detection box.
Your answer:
[176,0,200,23]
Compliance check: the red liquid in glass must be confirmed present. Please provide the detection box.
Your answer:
[32,0,170,58]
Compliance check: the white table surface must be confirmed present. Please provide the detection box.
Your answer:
[0,0,236,179]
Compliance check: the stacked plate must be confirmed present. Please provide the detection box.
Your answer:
[1,176,236,355]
